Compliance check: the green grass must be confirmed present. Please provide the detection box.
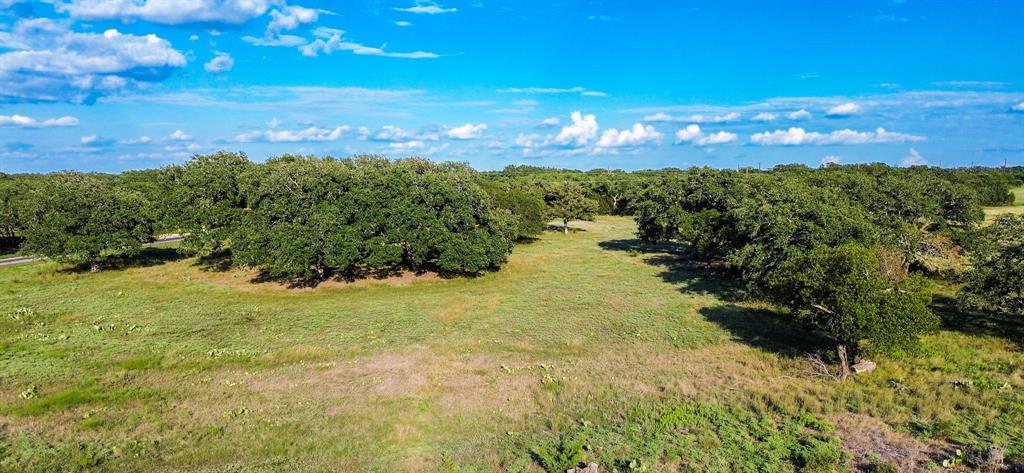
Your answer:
[1,217,1021,472]
[1013,185,1024,206]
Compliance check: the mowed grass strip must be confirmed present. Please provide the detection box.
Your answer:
[0,217,1021,472]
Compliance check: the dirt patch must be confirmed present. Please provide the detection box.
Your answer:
[833,414,949,472]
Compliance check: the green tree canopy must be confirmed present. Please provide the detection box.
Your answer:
[543,181,599,234]
[22,172,154,270]
[959,215,1024,316]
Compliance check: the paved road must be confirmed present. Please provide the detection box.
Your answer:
[0,234,184,267]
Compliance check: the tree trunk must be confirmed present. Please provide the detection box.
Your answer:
[563,217,569,234]
[837,343,850,381]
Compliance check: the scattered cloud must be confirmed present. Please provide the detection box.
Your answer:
[394,2,457,14]
[673,124,737,146]
[244,5,324,46]
[204,51,234,73]
[298,27,440,59]
[538,117,560,127]
[57,0,272,25]
[0,114,79,127]
[167,129,192,141]
[497,86,606,97]
[237,125,350,143]
[596,123,662,149]
[787,109,812,120]
[750,127,925,146]
[643,111,740,124]
[825,102,861,117]
[446,123,487,139]
[1011,102,1024,112]
[751,112,778,122]
[0,18,187,103]
[901,147,927,166]
[395,21,413,27]
[933,81,1009,89]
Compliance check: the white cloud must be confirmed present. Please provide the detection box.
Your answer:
[673,124,737,146]
[394,2,457,14]
[395,21,413,27]
[243,5,324,46]
[750,127,926,146]
[120,135,152,144]
[751,112,778,122]
[497,86,606,97]
[554,111,599,146]
[388,140,426,149]
[787,109,812,120]
[446,123,487,139]
[298,27,439,59]
[58,0,271,25]
[596,123,662,148]
[820,155,842,166]
[825,102,861,117]
[539,117,560,127]
[901,148,927,166]
[1012,102,1024,112]
[204,52,234,73]
[0,114,79,127]
[644,111,740,124]
[168,129,192,141]
[237,125,350,143]
[189,34,199,41]
[0,18,186,103]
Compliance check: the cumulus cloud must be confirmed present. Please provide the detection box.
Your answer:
[901,148,927,166]
[826,102,861,117]
[644,111,740,124]
[0,114,79,127]
[388,140,426,149]
[751,112,778,122]
[58,0,271,25]
[204,51,234,73]
[497,86,606,97]
[554,111,599,146]
[787,109,812,120]
[446,123,487,139]
[0,18,186,103]
[673,124,737,146]
[394,2,457,14]
[237,124,350,143]
[750,127,926,146]
[1012,102,1024,112]
[168,129,192,141]
[596,123,662,148]
[395,21,412,27]
[298,27,439,59]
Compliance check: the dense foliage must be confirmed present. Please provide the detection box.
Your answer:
[628,164,1017,374]
[20,173,154,270]
[959,215,1024,316]
[229,156,518,281]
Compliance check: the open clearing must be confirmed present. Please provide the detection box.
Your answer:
[1,217,1022,472]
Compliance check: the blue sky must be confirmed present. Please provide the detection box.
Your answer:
[1,0,1023,173]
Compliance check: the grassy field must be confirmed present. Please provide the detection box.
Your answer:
[984,186,1024,222]
[1,217,1022,472]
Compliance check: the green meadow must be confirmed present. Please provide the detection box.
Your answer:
[1,217,1022,472]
